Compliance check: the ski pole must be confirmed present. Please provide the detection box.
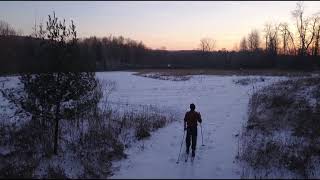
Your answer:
[176,130,186,164]
[200,123,204,146]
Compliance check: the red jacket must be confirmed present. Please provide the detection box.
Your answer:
[184,110,202,128]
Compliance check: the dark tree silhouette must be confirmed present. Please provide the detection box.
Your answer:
[199,37,216,53]
[239,36,248,52]
[247,29,260,52]
[0,20,17,36]
[292,2,318,56]
[311,14,320,56]
[264,23,279,56]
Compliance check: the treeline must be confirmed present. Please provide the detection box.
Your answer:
[80,36,148,70]
[141,50,319,70]
[1,35,319,75]
[238,2,320,58]
[0,35,147,73]
[1,33,319,74]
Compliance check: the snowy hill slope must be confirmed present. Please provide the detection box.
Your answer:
[96,72,286,178]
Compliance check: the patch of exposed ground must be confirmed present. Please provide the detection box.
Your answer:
[133,68,319,77]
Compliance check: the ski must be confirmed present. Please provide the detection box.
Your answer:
[191,156,194,163]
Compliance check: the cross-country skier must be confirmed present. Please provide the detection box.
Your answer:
[184,103,202,158]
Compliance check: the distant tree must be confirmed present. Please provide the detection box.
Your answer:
[239,36,248,51]
[247,29,260,52]
[264,23,279,56]
[292,2,318,56]
[311,14,320,56]
[95,39,103,67]
[264,23,272,51]
[232,43,239,52]
[199,37,216,53]
[0,20,17,36]
[279,22,296,55]
[160,46,167,51]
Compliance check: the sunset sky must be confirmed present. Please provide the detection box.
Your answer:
[1,1,320,50]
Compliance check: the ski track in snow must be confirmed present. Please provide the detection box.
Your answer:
[96,71,286,179]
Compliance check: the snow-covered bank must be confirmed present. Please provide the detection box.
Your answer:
[239,77,320,178]
[96,72,286,178]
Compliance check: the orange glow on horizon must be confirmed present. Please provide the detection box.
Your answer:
[3,1,319,51]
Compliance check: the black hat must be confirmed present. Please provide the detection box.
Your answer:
[190,103,195,110]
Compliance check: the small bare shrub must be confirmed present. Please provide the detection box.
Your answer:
[0,158,38,179]
[138,73,191,81]
[79,134,121,177]
[152,116,167,130]
[135,117,151,140]
[269,94,294,108]
[47,165,67,179]
[234,77,265,86]
[0,118,52,178]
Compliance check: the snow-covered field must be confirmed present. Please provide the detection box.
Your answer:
[96,71,287,179]
[0,71,289,178]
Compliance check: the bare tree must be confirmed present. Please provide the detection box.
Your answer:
[160,46,167,51]
[311,13,320,56]
[279,22,297,55]
[247,29,260,52]
[279,23,287,55]
[264,23,279,56]
[0,20,16,36]
[264,23,272,51]
[239,36,248,51]
[232,43,239,52]
[199,37,216,53]
[292,2,318,56]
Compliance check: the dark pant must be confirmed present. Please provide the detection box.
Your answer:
[186,127,197,152]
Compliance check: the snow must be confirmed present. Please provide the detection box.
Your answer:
[96,71,287,179]
[0,76,31,128]
[0,71,288,178]
[297,85,319,109]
